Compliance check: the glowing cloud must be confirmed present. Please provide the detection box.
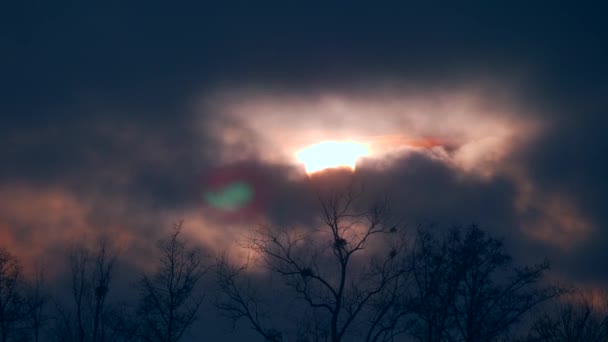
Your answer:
[198,87,540,177]
[296,141,369,174]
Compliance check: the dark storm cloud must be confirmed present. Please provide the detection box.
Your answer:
[512,109,608,282]
[4,2,602,96]
[257,152,520,253]
[1,111,201,209]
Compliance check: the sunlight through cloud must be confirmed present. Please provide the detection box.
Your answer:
[296,141,369,174]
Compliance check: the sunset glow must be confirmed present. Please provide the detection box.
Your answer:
[296,141,369,174]
[2,3,606,341]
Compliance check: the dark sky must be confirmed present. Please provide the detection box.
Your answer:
[2,2,608,341]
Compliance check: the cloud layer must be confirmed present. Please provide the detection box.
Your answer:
[2,3,607,340]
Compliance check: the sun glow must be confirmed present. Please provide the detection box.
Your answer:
[296,141,369,174]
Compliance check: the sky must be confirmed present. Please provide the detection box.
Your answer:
[2,2,608,340]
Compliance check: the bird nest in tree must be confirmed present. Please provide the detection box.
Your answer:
[333,238,347,250]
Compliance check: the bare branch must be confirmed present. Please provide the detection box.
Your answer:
[138,221,207,342]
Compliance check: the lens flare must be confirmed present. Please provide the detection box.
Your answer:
[203,181,254,212]
[201,166,268,219]
[296,141,369,174]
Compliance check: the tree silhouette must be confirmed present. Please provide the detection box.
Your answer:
[25,263,48,342]
[0,247,43,342]
[215,255,284,342]
[410,225,563,342]
[0,247,25,342]
[91,242,115,342]
[138,221,206,342]
[69,245,89,342]
[524,290,608,341]
[52,240,122,342]
[216,185,412,342]
[410,228,463,342]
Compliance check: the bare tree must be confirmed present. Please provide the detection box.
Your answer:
[53,240,119,342]
[50,302,75,342]
[410,228,463,342]
[0,247,23,342]
[0,247,42,342]
[25,263,48,342]
[69,246,90,342]
[91,241,116,342]
[296,307,331,342]
[215,255,284,342]
[100,303,140,342]
[216,185,412,342]
[138,221,206,342]
[410,225,563,342]
[524,290,608,342]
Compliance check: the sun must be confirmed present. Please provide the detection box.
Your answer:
[296,141,370,174]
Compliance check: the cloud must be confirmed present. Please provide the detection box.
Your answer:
[198,84,540,174]
[2,4,607,341]
[188,79,608,289]
[0,79,602,290]
[1,3,606,320]
[0,184,134,277]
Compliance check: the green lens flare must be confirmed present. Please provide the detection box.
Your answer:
[203,181,254,211]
